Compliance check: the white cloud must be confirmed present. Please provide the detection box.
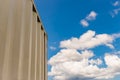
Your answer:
[80,19,89,27]
[48,49,94,66]
[105,54,120,68]
[112,33,120,38]
[80,11,97,27]
[48,50,120,80]
[50,46,56,50]
[86,11,97,20]
[60,30,117,50]
[48,30,120,80]
[105,43,114,49]
[48,49,81,65]
[89,58,102,65]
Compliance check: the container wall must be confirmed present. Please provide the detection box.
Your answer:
[0,0,47,80]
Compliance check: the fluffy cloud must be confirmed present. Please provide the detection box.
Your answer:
[89,58,102,65]
[48,50,120,80]
[48,30,120,80]
[80,11,97,27]
[105,54,120,68]
[48,49,94,66]
[60,30,116,50]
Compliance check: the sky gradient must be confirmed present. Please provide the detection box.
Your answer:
[35,0,120,80]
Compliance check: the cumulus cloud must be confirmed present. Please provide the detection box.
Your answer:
[105,53,120,68]
[60,30,117,50]
[48,30,120,80]
[80,11,97,27]
[89,58,102,65]
[49,50,120,80]
[48,49,94,66]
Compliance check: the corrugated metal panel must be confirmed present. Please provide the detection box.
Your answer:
[0,0,47,80]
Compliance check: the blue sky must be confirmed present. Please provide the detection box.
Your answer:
[35,0,120,80]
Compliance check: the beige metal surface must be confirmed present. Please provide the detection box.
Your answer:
[0,0,47,80]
